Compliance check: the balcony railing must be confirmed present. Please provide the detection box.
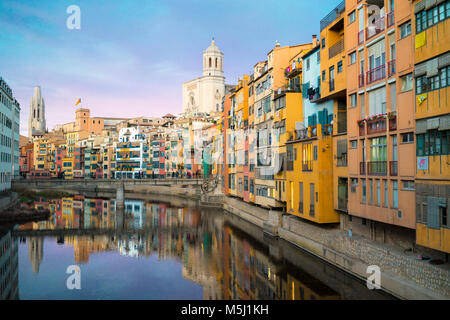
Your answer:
[320,0,345,31]
[358,30,364,45]
[322,124,333,136]
[389,115,397,131]
[387,11,395,28]
[366,16,385,40]
[367,161,387,175]
[329,39,345,59]
[359,73,365,87]
[309,204,315,217]
[359,122,365,135]
[329,80,335,92]
[388,60,396,77]
[360,162,366,175]
[366,64,386,84]
[338,197,348,212]
[389,161,398,176]
[367,117,386,134]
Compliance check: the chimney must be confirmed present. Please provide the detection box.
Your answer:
[312,34,318,47]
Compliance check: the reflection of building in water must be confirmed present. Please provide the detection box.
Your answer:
[27,237,43,274]
[221,225,340,300]
[0,230,19,300]
[118,235,144,257]
[65,235,116,264]
[124,200,145,229]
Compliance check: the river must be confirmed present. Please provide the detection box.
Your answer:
[0,194,395,300]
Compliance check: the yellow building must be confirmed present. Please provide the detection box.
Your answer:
[413,0,450,253]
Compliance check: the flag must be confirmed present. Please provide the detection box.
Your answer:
[75,98,81,106]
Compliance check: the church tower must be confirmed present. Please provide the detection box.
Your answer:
[203,39,224,78]
[28,86,46,138]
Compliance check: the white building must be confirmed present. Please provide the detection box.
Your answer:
[0,77,20,190]
[182,40,227,115]
[115,126,147,179]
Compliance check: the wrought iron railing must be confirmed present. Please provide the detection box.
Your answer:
[367,64,386,84]
[389,161,398,176]
[367,161,387,175]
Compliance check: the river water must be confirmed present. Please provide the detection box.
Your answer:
[0,194,395,300]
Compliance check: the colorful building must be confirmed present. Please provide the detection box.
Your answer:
[412,0,450,254]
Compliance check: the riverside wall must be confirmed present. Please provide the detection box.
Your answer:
[11,179,450,300]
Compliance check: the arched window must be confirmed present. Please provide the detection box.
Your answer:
[215,58,218,68]
[209,58,212,68]
[33,109,35,118]
[37,109,39,118]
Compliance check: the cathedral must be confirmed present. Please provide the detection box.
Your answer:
[28,86,46,138]
[182,40,233,115]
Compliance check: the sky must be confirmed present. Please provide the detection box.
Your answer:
[0,0,340,136]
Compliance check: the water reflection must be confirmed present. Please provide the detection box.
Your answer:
[0,195,394,300]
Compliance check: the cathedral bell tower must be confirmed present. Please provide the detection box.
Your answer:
[202,39,224,78]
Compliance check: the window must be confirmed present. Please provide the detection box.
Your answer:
[376,180,381,206]
[388,84,396,114]
[322,70,326,81]
[298,182,303,213]
[400,21,411,38]
[383,179,388,207]
[400,74,413,92]
[416,66,450,94]
[349,51,356,65]
[350,140,358,149]
[350,93,357,108]
[360,93,365,119]
[349,10,356,24]
[401,132,414,143]
[402,180,414,191]
[351,178,358,193]
[392,180,398,209]
[306,58,310,71]
[362,179,366,204]
[369,179,373,205]
[415,1,450,33]
[337,139,347,166]
[417,130,450,156]
[321,38,325,49]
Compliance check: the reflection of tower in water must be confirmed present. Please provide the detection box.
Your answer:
[28,237,44,274]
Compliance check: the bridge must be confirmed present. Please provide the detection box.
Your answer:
[11,178,224,208]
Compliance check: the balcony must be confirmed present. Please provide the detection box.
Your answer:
[338,197,348,212]
[366,16,385,40]
[329,80,335,92]
[322,124,333,136]
[358,122,365,136]
[320,0,345,31]
[358,30,364,45]
[367,161,387,175]
[366,64,386,85]
[329,39,345,59]
[359,74,365,87]
[387,11,395,28]
[309,204,315,217]
[389,114,397,131]
[360,162,366,175]
[367,117,386,134]
[387,60,396,77]
[389,161,398,176]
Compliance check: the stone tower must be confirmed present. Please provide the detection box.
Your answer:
[28,86,46,138]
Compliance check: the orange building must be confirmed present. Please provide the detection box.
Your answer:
[345,0,417,247]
